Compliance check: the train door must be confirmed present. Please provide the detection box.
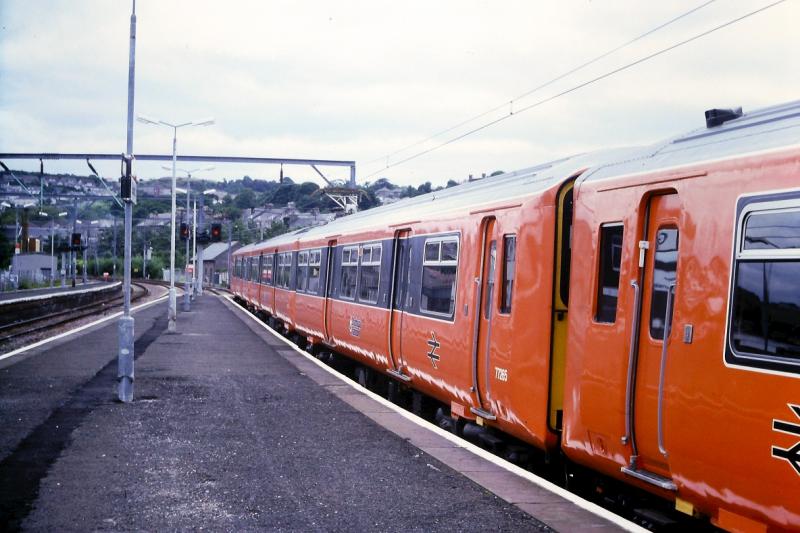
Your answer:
[471,216,498,420]
[323,239,337,343]
[388,229,411,381]
[623,193,681,490]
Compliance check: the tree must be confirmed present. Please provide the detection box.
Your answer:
[446,179,459,188]
[234,188,257,209]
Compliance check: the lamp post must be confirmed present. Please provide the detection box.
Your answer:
[137,115,214,332]
[166,165,213,312]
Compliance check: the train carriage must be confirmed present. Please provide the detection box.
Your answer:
[231,100,800,530]
[563,100,800,530]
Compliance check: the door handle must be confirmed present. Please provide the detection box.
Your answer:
[657,283,676,457]
[623,280,641,448]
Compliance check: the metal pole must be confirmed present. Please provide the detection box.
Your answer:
[167,126,178,331]
[197,192,205,296]
[60,252,66,286]
[50,220,55,287]
[112,216,118,281]
[82,228,88,284]
[118,0,136,403]
[183,174,191,311]
[226,220,232,288]
[192,199,197,297]
[71,200,77,288]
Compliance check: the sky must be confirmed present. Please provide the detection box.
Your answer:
[1,0,798,189]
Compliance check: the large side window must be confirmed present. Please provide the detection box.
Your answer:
[262,254,273,285]
[358,243,382,304]
[276,253,292,289]
[500,235,516,313]
[340,246,358,300]
[251,257,257,281]
[308,249,322,294]
[297,251,309,292]
[595,224,624,323]
[729,202,800,373]
[421,236,459,317]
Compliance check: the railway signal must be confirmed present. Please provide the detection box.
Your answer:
[71,232,82,250]
[211,222,222,242]
[180,222,189,240]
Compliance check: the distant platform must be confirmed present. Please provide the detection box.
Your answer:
[0,281,107,303]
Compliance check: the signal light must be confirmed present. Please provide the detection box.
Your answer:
[180,222,189,240]
[211,223,222,242]
[71,232,82,248]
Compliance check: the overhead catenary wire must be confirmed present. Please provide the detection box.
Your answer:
[363,0,787,179]
[363,0,717,167]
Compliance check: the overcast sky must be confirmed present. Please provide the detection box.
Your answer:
[1,1,798,188]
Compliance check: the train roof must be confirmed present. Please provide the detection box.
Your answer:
[235,148,634,254]
[581,99,800,183]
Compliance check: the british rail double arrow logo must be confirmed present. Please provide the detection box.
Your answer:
[772,404,800,476]
[427,332,441,369]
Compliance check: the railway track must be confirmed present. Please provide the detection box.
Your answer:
[0,281,152,346]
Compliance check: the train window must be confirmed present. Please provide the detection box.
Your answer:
[421,236,459,317]
[340,246,358,300]
[243,257,250,281]
[595,224,624,323]
[649,228,679,340]
[262,254,273,285]
[276,253,291,289]
[297,251,309,292]
[484,241,497,319]
[729,203,800,371]
[359,243,382,304]
[308,249,322,294]
[252,256,260,282]
[500,235,516,314]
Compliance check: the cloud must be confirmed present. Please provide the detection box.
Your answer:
[1,0,798,188]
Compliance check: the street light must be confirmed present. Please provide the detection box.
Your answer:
[165,165,214,312]
[137,114,214,332]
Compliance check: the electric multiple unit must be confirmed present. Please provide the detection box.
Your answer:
[232,100,800,531]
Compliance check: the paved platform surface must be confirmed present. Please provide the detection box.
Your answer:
[0,281,106,303]
[0,294,623,532]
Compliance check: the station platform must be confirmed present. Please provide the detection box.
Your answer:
[0,281,106,303]
[0,294,630,531]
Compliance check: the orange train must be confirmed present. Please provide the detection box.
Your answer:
[232,101,800,531]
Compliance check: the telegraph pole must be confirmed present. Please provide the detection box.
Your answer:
[118,0,137,403]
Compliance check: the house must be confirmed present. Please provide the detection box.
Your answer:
[197,241,241,286]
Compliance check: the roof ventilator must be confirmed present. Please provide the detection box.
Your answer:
[705,107,743,128]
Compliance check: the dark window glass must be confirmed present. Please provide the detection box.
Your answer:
[649,228,679,340]
[743,210,800,250]
[340,247,358,299]
[421,265,457,315]
[731,261,800,360]
[421,237,458,316]
[596,224,624,323]
[560,188,573,305]
[425,242,439,261]
[262,255,273,285]
[358,244,381,304]
[484,241,496,319]
[308,250,321,294]
[501,236,516,313]
[297,251,309,292]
